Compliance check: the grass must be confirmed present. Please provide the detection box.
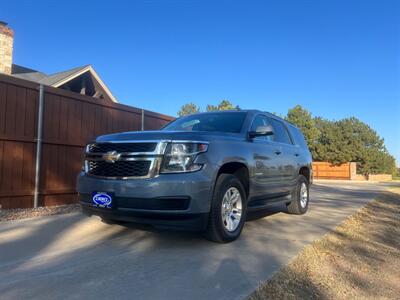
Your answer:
[248,188,400,300]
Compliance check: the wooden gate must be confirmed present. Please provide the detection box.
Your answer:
[312,162,351,180]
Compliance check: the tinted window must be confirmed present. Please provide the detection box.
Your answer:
[250,115,274,141]
[288,125,308,148]
[162,112,246,133]
[269,118,292,144]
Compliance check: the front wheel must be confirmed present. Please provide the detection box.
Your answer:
[205,174,247,243]
[287,174,309,215]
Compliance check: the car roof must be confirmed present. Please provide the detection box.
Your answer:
[189,109,288,122]
[184,109,299,130]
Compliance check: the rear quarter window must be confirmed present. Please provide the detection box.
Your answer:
[288,126,308,149]
[269,118,293,144]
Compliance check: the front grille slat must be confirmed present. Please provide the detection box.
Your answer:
[88,143,157,153]
[87,160,152,177]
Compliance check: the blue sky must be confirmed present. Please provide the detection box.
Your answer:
[3,0,400,164]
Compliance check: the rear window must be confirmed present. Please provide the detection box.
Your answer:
[162,112,246,133]
[288,125,308,148]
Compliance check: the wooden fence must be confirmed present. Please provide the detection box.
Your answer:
[312,162,351,180]
[0,74,173,209]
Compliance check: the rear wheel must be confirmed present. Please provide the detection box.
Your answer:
[205,174,247,243]
[287,175,309,214]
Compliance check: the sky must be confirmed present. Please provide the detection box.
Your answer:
[2,0,400,164]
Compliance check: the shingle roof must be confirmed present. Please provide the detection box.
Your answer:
[39,65,90,86]
[11,64,90,86]
[10,63,118,103]
[11,64,48,82]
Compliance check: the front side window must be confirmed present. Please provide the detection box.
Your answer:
[162,112,246,133]
[250,115,274,141]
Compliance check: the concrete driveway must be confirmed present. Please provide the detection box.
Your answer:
[0,182,392,300]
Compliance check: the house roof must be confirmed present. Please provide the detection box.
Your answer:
[11,64,118,102]
[11,64,48,82]
[39,65,90,86]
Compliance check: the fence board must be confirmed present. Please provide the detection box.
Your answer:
[312,162,351,180]
[0,74,174,209]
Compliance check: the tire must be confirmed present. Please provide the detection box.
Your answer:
[287,174,309,215]
[205,174,247,243]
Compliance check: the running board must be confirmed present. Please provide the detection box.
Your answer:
[247,194,292,211]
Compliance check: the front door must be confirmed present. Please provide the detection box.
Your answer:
[248,115,286,201]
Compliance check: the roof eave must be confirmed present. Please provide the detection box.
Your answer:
[52,66,118,103]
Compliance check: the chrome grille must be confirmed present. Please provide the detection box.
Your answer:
[84,141,167,179]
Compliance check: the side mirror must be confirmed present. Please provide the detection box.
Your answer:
[248,125,274,138]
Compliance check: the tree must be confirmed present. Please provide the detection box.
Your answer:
[312,117,351,164]
[206,100,236,111]
[286,105,320,155]
[177,102,200,116]
[357,147,396,175]
[311,115,396,175]
[335,117,396,175]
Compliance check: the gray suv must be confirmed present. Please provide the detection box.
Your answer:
[77,110,312,242]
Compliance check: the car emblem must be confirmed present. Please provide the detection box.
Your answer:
[103,151,121,163]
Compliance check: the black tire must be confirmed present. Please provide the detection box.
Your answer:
[287,174,309,215]
[205,174,247,243]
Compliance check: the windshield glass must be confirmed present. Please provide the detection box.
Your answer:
[162,112,247,133]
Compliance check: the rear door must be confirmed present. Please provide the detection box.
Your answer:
[268,117,298,192]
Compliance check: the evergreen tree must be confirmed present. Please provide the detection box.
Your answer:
[286,105,320,155]
[287,106,396,175]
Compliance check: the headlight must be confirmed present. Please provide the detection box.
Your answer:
[161,142,208,173]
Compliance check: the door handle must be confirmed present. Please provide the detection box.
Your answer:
[274,150,282,155]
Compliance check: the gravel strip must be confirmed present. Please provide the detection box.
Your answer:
[0,204,81,222]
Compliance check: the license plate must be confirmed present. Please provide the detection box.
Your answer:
[92,192,113,209]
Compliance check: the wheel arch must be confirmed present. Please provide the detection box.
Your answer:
[215,161,250,198]
[298,165,311,183]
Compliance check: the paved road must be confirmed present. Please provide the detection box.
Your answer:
[0,182,394,300]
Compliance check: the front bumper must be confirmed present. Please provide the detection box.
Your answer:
[77,171,214,230]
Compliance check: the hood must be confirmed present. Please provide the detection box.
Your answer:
[95,130,244,143]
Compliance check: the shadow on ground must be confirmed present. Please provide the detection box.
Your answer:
[0,182,397,300]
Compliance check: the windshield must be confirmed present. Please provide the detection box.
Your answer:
[162,112,247,133]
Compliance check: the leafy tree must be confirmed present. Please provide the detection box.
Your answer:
[206,100,236,111]
[177,102,200,116]
[286,105,320,155]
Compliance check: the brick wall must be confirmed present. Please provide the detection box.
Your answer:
[0,22,14,75]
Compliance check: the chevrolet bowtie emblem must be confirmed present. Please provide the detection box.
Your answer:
[103,151,121,163]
